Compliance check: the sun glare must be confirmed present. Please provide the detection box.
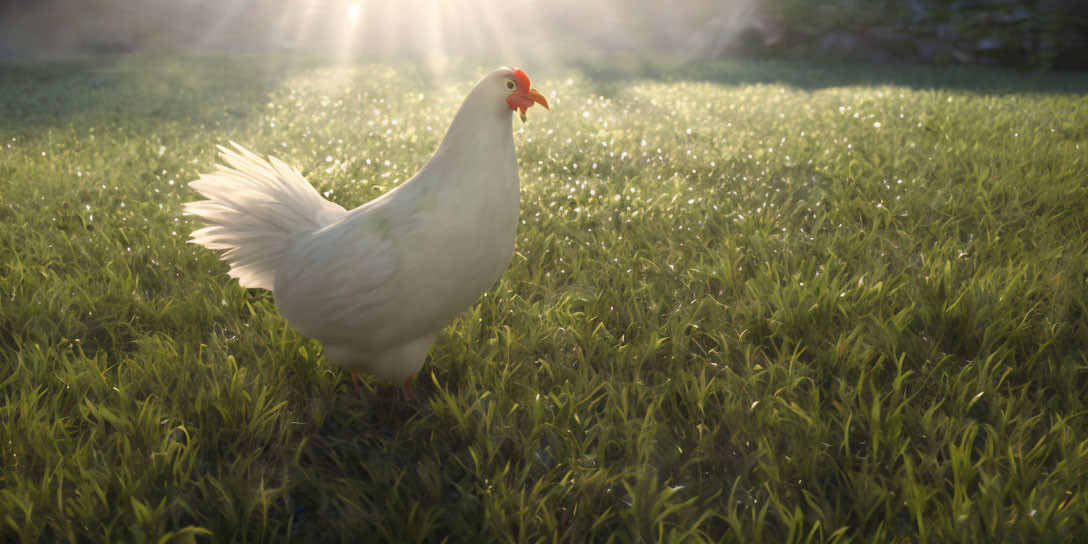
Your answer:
[190,0,753,77]
[311,0,549,77]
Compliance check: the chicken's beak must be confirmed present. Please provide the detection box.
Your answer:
[527,89,549,110]
[508,88,550,123]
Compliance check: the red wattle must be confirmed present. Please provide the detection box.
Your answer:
[506,94,535,113]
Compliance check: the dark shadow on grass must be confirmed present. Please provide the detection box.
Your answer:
[0,53,321,133]
[562,54,1088,97]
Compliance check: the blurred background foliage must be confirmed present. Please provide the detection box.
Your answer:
[1,0,1086,69]
[729,0,1088,69]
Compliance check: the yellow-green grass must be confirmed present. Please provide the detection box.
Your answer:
[1,55,1087,542]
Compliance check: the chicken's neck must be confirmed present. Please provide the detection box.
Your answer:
[427,100,515,174]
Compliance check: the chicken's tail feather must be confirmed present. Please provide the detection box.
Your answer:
[184,142,346,291]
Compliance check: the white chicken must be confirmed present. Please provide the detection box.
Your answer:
[184,68,549,400]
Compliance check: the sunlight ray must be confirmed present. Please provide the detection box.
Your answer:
[190,0,251,52]
[421,0,450,84]
[335,0,363,65]
[285,0,320,51]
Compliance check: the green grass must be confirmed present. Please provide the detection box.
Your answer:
[2,54,1088,542]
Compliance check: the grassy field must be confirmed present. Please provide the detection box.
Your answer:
[1,54,1087,542]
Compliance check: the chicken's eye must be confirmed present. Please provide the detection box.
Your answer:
[503,78,517,91]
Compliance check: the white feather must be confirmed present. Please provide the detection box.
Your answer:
[184,142,347,290]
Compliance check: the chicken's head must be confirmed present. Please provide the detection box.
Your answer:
[502,68,549,123]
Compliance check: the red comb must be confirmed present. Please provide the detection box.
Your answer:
[512,69,531,90]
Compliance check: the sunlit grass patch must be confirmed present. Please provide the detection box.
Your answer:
[1,55,1087,541]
